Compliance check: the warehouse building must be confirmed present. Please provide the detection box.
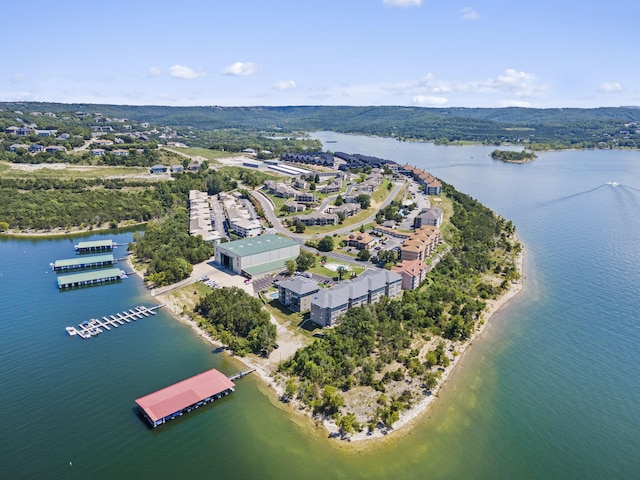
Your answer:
[214,234,300,279]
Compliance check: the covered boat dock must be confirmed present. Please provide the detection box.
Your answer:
[74,239,114,253]
[135,368,236,427]
[53,253,116,271]
[57,268,123,289]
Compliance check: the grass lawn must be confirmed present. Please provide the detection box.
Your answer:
[308,262,367,278]
[165,147,234,164]
[162,282,212,314]
[0,161,150,180]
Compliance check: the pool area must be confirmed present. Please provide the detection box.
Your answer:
[323,263,351,272]
[266,291,279,300]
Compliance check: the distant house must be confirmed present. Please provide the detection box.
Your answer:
[241,148,257,155]
[29,144,44,153]
[45,145,66,154]
[112,149,129,156]
[188,163,201,171]
[171,165,184,173]
[90,148,106,156]
[9,143,29,152]
[150,164,168,174]
[35,129,58,137]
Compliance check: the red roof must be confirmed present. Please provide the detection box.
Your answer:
[135,368,235,422]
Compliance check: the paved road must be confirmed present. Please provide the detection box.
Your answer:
[250,180,405,242]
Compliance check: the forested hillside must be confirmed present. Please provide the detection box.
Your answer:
[3,102,640,149]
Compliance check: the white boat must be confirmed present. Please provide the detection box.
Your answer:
[607,181,619,186]
[65,326,77,336]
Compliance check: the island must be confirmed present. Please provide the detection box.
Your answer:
[491,149,537,163]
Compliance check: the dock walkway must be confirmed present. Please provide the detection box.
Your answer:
[66,305,164,339]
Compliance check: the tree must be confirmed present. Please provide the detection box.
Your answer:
[334,195,344,206]
[357,249,371,261]
[285,259,296,275]
[294,220,306,233]
[310,183,316,191]
[296,251,316,271]
[0,221,9,232]
[356,194,371,209]
[317,236,334,252]
[336,265,347,281]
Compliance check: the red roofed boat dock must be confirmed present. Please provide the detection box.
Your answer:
[135,368,253,427]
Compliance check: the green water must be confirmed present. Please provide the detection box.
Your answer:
[1,136,639,479]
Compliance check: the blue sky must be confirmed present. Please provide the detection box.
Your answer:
[1,0,638,108]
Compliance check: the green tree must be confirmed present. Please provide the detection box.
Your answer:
[296,251,316,271]
[285,259,297,275]
[317,236,334,252]
[356,194,371,209]
[357,249,371,261]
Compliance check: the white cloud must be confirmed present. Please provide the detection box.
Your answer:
[274,80,297,91]
[599,82,622,93]
[383,0,423,7]
[413,95,448,106]
[169,65,206,80]
[222,62,259,76]
[147,67,162,77]
[461,7,479,20]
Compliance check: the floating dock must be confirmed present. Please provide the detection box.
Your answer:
[65,305,163,339]
[135,368,236,428]
[74,239,115,253]
[57,267,124,289]
[52,253,116,271]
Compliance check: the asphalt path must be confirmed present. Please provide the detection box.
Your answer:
[250,180,405,242]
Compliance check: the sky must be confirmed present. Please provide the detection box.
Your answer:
[1,0,638,108]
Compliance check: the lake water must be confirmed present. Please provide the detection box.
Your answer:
[1,134,639,479]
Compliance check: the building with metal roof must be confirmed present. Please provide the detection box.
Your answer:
[57,268,123,289]
[74,239,114,253]
[135,368,235,427]
[214,234,300,279]
[52,254,115,271]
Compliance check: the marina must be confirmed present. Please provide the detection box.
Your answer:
[57,267,125,289]
[66,305,164,339]
[51,253,116,271]
[74,239,115,253]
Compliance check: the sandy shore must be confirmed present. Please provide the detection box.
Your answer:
[129,247,524,444]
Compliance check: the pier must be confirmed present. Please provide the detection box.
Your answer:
[229,369,255,381]
[65,305,164,339]
[52,253,116,271]
[57,268,124,289]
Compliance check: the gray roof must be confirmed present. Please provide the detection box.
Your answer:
[311,289,349,309]
[276,277,319,295]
